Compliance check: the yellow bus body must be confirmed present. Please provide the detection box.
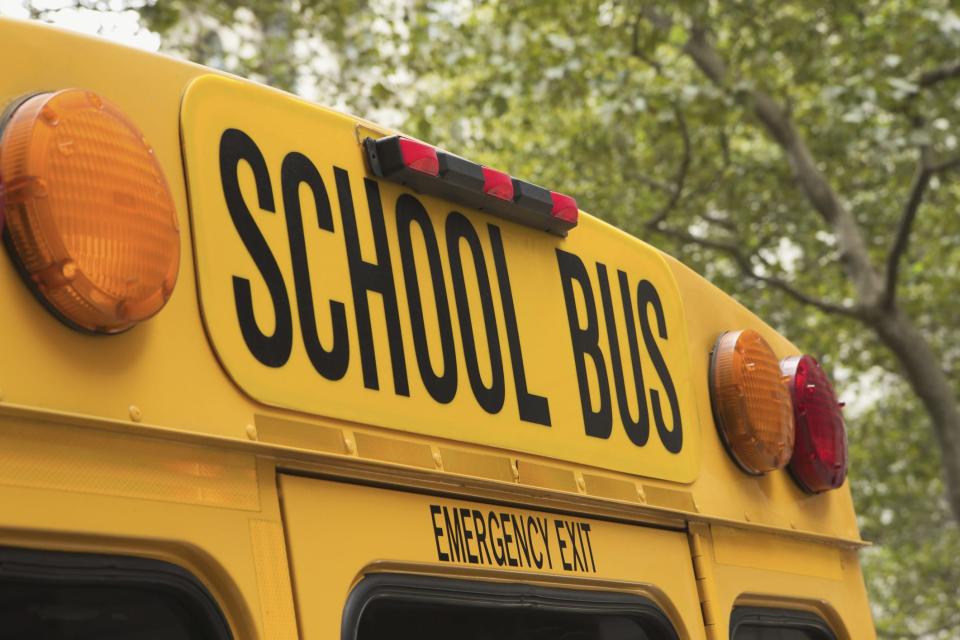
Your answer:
[0,17,875,639]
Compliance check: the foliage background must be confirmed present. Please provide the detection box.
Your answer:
[3,1,958,637]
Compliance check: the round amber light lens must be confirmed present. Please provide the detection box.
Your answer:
[710,329,795,474]
[0,89,179,333]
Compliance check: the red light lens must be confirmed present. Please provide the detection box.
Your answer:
[550,192,579,223]
[782,355,848,493]
[398,138,439,176]
[482,167,514,200]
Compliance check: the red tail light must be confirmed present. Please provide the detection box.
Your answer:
[781,355,848,493]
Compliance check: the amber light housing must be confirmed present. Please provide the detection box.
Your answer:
[781,355,848,493]
[0,89,179,334]
[710,329,795,474]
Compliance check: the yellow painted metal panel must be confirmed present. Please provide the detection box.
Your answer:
[0,418,306,639]
[661,254,864,543]
[279,474,705,639]
[181,74,700,483]
[712,525,842,581]
[249,519,299,640]
[690,524,875,639]
[0,414,259,510]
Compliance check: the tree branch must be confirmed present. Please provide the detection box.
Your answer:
[680,20,886,308]
[645,105,691,227]
[917,61,960,89]
[655,224,862,318]
[630,15,663,73]
[882,147,960,309]
[931,154,960,174]
[883,147,932,309]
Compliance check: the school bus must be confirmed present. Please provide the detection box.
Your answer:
[0,16,874,639]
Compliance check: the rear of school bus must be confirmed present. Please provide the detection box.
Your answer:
[0,17,875,640]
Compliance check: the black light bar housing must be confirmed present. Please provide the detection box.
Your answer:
[363,135,577,237]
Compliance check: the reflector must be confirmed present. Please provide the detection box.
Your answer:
[710,329,795,474]
[0,89,180,333]
[782,355,848,493]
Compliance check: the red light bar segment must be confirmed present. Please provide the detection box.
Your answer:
[550,192,579,224]
[398,138,439,176]
[482,167,514,201]
[362,135,579,236]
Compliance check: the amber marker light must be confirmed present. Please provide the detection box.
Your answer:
[0,89,180,333]
[709,329,795,475]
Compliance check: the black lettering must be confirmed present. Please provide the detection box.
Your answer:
[336,168,409,395]
[396,195,458,403]
[488,512,506,566]
[582,523,596,572]
[280,152,349,380]
[637,280,683,453]
[555,519,572,570]
[511,514,532,568]
[597,265,649,446]
[565,521,585,571]
[472,510,492,565]
[220,128,292,367]
[446,212,505,414]
[538,517,553,569]
[527,517,544,569]
[556,250,611,438]
[500,513,518,567]
[460,508,478,563]
[443,506,465,562]
[488,225,551,426]
[430,505,449,562]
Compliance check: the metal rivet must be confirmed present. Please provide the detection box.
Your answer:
[344,436,356,455]
[245,424,258,441]
[128,405,142,422]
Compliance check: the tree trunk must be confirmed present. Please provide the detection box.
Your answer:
[871,308,960,521]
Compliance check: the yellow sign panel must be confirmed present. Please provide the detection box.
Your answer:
[181,75,700,482]
[279,476,703,638]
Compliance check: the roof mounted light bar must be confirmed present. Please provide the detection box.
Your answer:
[363,135,578,237]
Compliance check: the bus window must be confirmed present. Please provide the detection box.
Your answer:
[0,547,232,640]
[730,607,836,640]
[344,575,678,640]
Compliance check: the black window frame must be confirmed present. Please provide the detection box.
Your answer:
[0,545,233,639]
[730,606,838,639]
[342,573,680,640]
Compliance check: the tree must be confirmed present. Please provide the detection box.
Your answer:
[391,0,960,526]
[13,1,959,635]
